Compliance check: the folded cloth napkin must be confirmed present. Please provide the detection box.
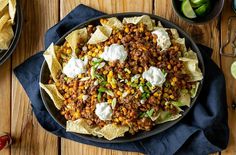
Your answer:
[14,4,229,155]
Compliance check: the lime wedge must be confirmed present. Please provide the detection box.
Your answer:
[181,0,197,19]
[231,61,236,79]
[194,1,210,16]
[190,0,208,8]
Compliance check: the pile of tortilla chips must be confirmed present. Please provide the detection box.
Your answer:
[0,0,16,51]
[40,15,203,140]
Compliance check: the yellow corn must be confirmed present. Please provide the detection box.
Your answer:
[92,52,96,57]
[167,64,171,70]
[97,45,101,50]
[111,84,117,89]
[170,95,175,99]
[103,70,108,75]
[116,91,122,96]
[124,27,129,33]
[154,92,159,97]
[172,77,178,82]
[108,99,112,103]
[131,89,135,94]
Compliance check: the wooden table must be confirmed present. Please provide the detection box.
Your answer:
[0,0,235,154]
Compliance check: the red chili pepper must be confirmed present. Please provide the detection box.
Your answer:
[0,134,11,150]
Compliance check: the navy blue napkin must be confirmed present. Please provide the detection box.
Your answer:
[14,4,229,155]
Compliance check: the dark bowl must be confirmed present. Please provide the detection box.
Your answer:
[172,0,225,24]
[0,0,23,65]
[40,12,205,143]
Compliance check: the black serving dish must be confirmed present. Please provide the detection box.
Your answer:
[0,0,23,65]
[40,13,205,143]
[172,0,225,24]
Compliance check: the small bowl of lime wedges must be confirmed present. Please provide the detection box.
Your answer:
[172,0,225,24]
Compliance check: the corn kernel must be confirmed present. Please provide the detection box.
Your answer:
[131,89,135,94]
[127,82,131,86]
[172,77,178,82]
[140,78,145,84]
[92,53,96,57]
[66,42,70,48]
[163,93,168,98]
[170,95,175,99]
[116,91,122,96]
[103,70,108,75]
[97,45,101,50]
[171,81,175,86]
[111,84,117,89]
[108,99,112,103]
[124,27,129,33]
[167,64,171,70]
[87,51,92,56]
[66,49,72,54]
[94,49,99,53]
[154,92,159,97]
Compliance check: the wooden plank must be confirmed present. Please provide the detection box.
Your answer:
[0,59,11,155]
[154,0,220,66]
[10,0,59,154]
[155,1,220,155]
[220,0,236,154]
[59,0,152,155]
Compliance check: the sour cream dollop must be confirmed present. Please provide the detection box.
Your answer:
[142,66,166,87]
[100,44,127,62]
[62,57,88,78]
[152,29,171,50]
[95,102,113,121]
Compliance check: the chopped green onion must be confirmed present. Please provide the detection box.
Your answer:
[146,108,154,118]
[146,82,152,88]
[80,77,90,81]
[111,98,117,109]
[98,87,107,92]
[118,74,123,79]
[100,81,108,86]
[91,67,95,79]
[97,92,102,102]
[106,90,114,97]
[92,58,103,66]
[95,74,105,81]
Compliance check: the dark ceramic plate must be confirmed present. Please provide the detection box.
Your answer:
[40,13,205,143]
[0,0,23,65]
[172,0,225,24]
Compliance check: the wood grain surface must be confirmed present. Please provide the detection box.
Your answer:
[0,0,234,154]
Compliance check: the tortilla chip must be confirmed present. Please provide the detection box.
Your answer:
[157,21,163,27]
[169,29,179,40]
[0,21,13,50]
[122,15,153,31]
[100,17,123,30]
[66,119,94,134]
[8,0,16,23]
[66,118,129,140]
[97,124,129,140]
[179,50,203,82]
[87,25,112,44]
[0,0,8,12]
[0,8,9,31]
[43,43,62,82]
[190,82,200,98]
[155,110,182,124]
[65,28,88,53]
[178,93,191,107]
[172,38,187,52]
[39,83,64,109]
